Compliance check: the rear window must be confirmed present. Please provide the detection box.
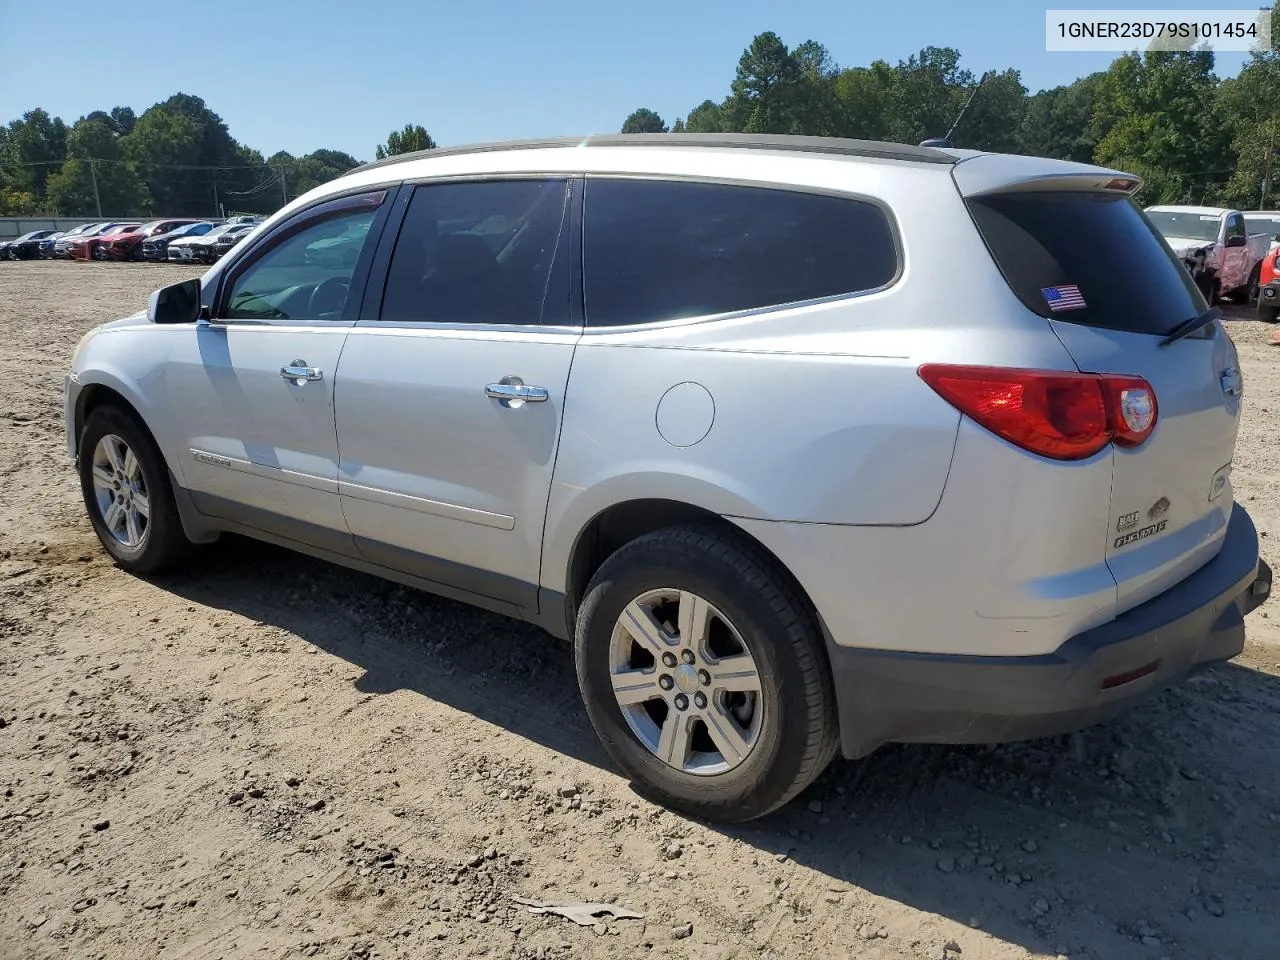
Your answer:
[967,192,1205,335]
[583,179,898,327]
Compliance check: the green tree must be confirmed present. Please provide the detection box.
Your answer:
[1216,9,1280,207]
[1017,75,1101,162]
[832,62,895,139]
[375,124,437,160]
[1092,50,1231,204]
[958,68,1027,152]
[791,40,840,135]
[47,118,148,215]
[683,99,725,133]
[621,108,668,134]
[6,108,68,199]
[110,106,137,136]
[723,32,804,133]
[122,106,204,214]
[269,148,361,202]
[884,46,971,145]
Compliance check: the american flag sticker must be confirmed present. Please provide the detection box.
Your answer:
[1042,284,1086,312]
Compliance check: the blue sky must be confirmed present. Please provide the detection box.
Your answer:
[0,0,1252,162]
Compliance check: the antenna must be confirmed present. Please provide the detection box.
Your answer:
[919,70,992,149]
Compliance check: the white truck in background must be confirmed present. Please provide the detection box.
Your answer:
[1244,211,1280,253]
[1145,205,1269,303]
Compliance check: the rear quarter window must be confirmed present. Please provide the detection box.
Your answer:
[967,192,1206,335]
[583,179,898,327]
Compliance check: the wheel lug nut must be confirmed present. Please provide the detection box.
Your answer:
[674,694,689,711]
[658,674,674,691]
[698,669,711,686]
[661,652,677,668]
[694,692,707,709]
[681,650,695,665]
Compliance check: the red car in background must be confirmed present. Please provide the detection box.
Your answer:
[96,219,202,261]
[1257,245,1280,322]
[68,223,141,261]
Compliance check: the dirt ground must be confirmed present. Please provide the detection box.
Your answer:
[0,261,1278,960]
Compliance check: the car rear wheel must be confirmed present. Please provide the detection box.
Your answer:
[78,405,191,574]
[574,525,838,822]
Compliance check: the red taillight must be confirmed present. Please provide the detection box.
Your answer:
[918,365,1157,460]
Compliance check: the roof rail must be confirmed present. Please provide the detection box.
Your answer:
[347,133,958,176]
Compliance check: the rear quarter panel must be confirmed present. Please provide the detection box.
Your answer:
[540,153,1083,595]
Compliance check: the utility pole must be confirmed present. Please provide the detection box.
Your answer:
[280,167,288,207]
[212,177,219,219]
[1262,124,1276,210]
[88,158,102,218]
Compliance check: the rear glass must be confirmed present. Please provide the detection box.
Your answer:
[967,192,1205,335]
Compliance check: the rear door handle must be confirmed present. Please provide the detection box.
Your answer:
[485,376,549,408]
[281,361,323,384]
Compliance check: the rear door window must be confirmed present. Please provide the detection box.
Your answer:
[966,192,1206,335]
[380,179,571,326]
[583,179,898,327]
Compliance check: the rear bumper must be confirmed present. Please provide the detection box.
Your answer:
[829,503,1271,758]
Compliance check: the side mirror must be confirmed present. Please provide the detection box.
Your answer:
[1225,234,1246,248]
[148,278,203,324]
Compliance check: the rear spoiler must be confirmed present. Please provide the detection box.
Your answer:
[952,154,1142,199]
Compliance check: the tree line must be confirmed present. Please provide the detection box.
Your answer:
[8,24,1279,217]
[623,23,1280,209]
[0,93,437,218]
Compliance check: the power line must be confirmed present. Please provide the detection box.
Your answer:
[7,157,289,171]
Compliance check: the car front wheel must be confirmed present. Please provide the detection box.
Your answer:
[78,405,191,574]
[575,525,838,822]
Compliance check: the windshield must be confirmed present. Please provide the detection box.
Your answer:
[968,192,1206,336]
[1144,211,1221,243]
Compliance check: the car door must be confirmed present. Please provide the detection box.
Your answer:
[163,189,392,554]
[1221,212,1248,291]
[335,177,579,610]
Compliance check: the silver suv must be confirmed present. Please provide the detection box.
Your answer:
[65,134,1272,822]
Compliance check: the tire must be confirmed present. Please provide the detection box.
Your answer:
[1244,264,1261,305]
[78,405,191,574]
[575,525,838,822]
[1260,303,1280,324]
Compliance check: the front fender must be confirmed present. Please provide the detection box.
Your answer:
[69,332,187,487]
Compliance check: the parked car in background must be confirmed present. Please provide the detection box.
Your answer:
[142,221,218,261]
[69,223,141,261]
[205,221,259,262]
[1244,211,1280,252]
[97,219,202,261]
[56,223,114,258]
[40,224,93,259]
[168,222,249,263]
[0,238,11,260]
[1145,206,1269,303]
[1256,243,1280,322]
[64,134,1270,822]
[3,230,59,260]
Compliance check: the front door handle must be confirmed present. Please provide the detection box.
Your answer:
[281,360,323,385]
[485,376,549,408]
